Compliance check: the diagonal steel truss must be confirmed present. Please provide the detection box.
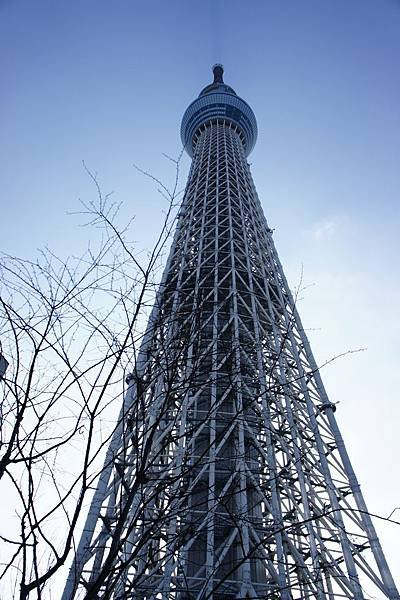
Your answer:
[62,119,399,600]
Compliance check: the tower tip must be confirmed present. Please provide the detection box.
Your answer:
[212,64,224,84]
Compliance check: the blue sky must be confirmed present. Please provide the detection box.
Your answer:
[1,0,400,583]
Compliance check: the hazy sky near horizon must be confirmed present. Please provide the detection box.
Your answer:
[1,0,400,586]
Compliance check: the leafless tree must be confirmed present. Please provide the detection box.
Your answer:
[0,160,186,598]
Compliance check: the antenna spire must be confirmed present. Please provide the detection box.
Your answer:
[212,63,224,84]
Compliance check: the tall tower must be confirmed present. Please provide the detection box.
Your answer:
[63,66,399,600]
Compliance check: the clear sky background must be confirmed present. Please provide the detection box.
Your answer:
[1,0,399,586]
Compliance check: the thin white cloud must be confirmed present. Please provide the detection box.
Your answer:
[312,218,336,240]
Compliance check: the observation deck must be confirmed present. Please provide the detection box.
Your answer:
[181,64,258,157]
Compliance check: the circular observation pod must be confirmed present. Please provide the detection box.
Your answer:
[181,65,258,158]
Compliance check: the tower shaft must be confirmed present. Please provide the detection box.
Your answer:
[62,68,399,600]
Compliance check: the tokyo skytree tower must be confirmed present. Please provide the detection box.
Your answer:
[62,66,399,600]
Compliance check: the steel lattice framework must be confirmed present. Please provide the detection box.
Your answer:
[62,66,399,600]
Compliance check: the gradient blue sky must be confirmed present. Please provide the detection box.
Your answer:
[1,0,400,583]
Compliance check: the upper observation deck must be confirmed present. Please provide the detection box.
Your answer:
[181,65,258,157]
